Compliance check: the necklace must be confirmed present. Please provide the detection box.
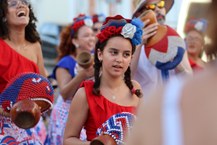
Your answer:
[101,84,123,100]
[102,89,117,100]
[112,95,116,100]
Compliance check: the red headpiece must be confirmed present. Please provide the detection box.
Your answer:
[71,14,93,37]
[97,15,144,46]
[92,13,106,23]
[184,18,208,36]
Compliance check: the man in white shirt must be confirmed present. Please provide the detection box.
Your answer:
[131,0,192,96]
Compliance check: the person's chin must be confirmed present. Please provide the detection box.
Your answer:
[187,49,197,55]
[15,22,28,27]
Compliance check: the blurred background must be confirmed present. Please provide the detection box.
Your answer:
[29,0,211,74]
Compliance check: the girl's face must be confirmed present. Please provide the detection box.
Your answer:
[186,30,204,57]
[6,0,30,28]
[74,25,95,52]
[98,36,133,78]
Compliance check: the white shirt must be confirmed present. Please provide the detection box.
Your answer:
[133,45,176,96]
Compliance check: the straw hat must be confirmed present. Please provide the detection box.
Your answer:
[133,0,174,17]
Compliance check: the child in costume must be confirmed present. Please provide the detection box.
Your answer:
[64,15,143,145]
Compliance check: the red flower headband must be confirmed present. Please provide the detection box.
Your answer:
[71,14,93,36]
[92,13,106,23]
[97,15,144,46]
[184,18,208,36]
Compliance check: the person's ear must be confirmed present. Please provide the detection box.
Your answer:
[97,49,103,62]
[72,39,79,48]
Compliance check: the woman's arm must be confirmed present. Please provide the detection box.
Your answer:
[63,87,90,145]
[35,42,47,77]
[131,45,142,77]
[56,65,94,100]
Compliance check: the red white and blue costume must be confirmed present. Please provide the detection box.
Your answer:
[0,72,54,144]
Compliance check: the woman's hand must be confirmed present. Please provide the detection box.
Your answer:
[77,65,94,79]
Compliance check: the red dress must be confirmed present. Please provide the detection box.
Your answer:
[188,58,204,72]
[0,39,45,144]
[0,39,39,93]
[82,80,136,141]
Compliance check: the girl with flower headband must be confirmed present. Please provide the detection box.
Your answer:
[46,14,95,145]
[64,15,143,145]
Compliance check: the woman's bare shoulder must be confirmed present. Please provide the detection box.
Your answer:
[31,41,42,51]
[73,87,88,102]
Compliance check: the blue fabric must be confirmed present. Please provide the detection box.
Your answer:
[50,55,77,79]
[0,73,53,108]
[131,18,144,45]
[156,47,185,80]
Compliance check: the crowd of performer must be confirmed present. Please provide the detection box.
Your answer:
[0,0,216,145]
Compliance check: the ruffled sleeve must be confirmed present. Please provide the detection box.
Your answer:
[51,56,77,79]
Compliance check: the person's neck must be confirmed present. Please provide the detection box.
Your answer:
[76,48,90,56]
[8,28,26,44]
[188,54,201,62]
[100,75,124,89]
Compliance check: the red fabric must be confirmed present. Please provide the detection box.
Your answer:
[82,80,136,141]
[0,39,39,93]
[188,58,203,72]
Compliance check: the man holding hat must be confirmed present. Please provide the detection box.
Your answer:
[131,0,192,95]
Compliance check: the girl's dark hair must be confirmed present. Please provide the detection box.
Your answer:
[92,35,142,98]
[0,0,40,43]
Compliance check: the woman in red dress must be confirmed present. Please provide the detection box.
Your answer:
[0,0,48,144]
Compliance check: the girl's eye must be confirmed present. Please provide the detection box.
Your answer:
[110,50,118,55]
[123,52,131,58]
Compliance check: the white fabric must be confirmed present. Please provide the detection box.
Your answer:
[133,45,175,96]
[162,77,184,145]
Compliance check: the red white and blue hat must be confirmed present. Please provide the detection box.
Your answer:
[96,112,136,145]
[0,72,54,113]
[97,15,144,46]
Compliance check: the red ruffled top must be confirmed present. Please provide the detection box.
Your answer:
[0,39,39,93]
[82,80,136,141]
